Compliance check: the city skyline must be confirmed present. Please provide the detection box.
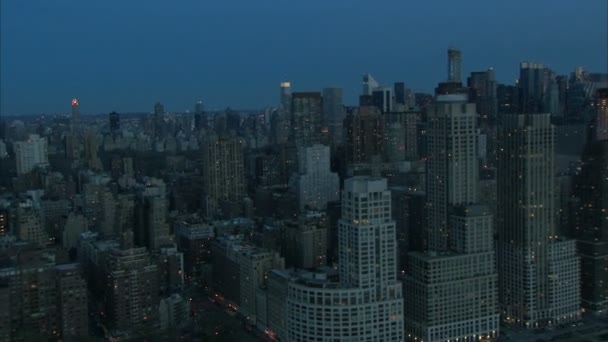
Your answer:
[1,0,607,115]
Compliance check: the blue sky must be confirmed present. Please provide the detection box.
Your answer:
[1,0,606,115]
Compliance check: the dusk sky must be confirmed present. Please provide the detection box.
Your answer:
[1,0,606,115]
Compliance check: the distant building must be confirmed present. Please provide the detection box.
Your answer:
[448,48,462,83]
[14,134,49,175]
[283,212,328,269]
[159,294,190,331]
[344,106,385,165]
[468,68,498,124]
[291,92,322,147]
[109,111,120,132]
[290,144,339,211]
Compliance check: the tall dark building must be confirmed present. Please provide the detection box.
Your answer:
[109,111,120,132]
[71,98,80,133]
[519,62,550,113]
[291,92,322,147]
[497,83,520,116]
[343,106,384,164]
[322,87,345,147]
[194,100,207,130]
[468,69,498,124]
[371,87,393,113]
[153,102,165,138]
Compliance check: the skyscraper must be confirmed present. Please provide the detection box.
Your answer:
[519,62,549,113]
[426,95,478,251]
[280,177,404,341]
[290,144,339,211]
[71,98,80,133]
[497,113,580,327]
[344,106,385,165]
[194,100,207,130]
[594,88,608,141]
[404,94,499,342]
[14,134,49,175]
[290,92,322,147]
[202,134,246,217]
[109,111,120,132]
[372,86,393,113]
[154,102,165,138]
[448,48,462,83]
[362,73,379,95]
[280,82,292,111]
[322,87,344,145]
[468,68,498,124]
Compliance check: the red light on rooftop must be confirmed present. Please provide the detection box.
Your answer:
[71,98,79,106]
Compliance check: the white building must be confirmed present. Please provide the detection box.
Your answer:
[14,134,49,175]
[290,144,339,211]
[278,177,404,341]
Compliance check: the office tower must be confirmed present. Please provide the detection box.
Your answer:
[390,187,426,273]
[0,139,6,159]
[571,91,608,312]
[519,62,550,113]
[194,100,207,130]
[175,221,214,281]
[344,106,385,164]
[448,48,462,82]
[497,83,520,115]
[276,177,404,341]
[280,81,292,111]
[291,92,322,147]
[362,73,379,95]
[322,87,345,145]
[468,68,498,124]
[372,86,394,113]
[16,202,48,247]
[109,111,120,132]
[284,212,328,269]
[290,144,339,211]
[105,246,160,331]
[394,82,416,109]
[497,113,580,327]
[154,102,165,138]
[14,134,49,175]
[594,88,608,140]
[71,98,80,133]
[202,134,246,217]
[385,121,406,162]
[404,94,499,342]
[405,111,420,161]
[426,95,478,251]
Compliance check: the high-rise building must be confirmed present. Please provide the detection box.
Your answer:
[404,94,499,342]
[362,73,379,95]
[497,113,580,327]
[394,82,416,109]
[594,88,608,141]
[0,251,88,341]
[280,82,292,111]
[109,111,120,132]
[284,212,328,269]
[519,62,550,113]
[291,92,322,147]
[154,102,165,138]
[448,48,462,83]
[277,177,404,341]
[468,68,498,124]
[344,106,385,165]
[14,134,49,175]
[71,98,80,133]
[322,87,344,145]
[426,95,478,251]
[202,134,246,217]
[571,93,608,312]
[290,144,339,211]
[105,246,160,331]
[497,83,520,116]
[372,86,394,113]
